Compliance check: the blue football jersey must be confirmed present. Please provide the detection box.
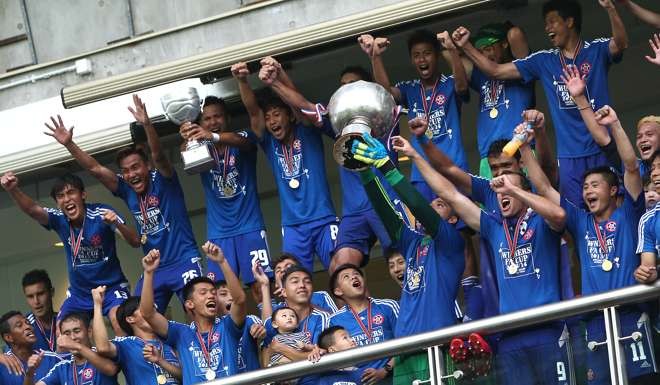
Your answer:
[513,38,621,158]
[562,192,645,295]
[471,174,499,213]
[259,121,336,225]
[394,221,464,337]
[26,313,57,352]
[164,317,241,384]
[199,131,265,239]
[395,75,468,181]
[479,209,563,314]
[318,367,363,385]
[236,315,261,373]
[112,336,180,385]
[470,67,535,158]
[637,202,660,255]
[39,358,118,385]
[43,203,128,297]
[328,298,398,370]
[0,350,64,385]
[114,170,199,267]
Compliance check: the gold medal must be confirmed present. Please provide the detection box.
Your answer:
[157,374,167,385]
[601,259,613,272]
[425,129,434,139]
[489,108,499,119]
[289,178,300,189]
[223,184,234,196]
[205,369,216,381]
[140,233,147,245]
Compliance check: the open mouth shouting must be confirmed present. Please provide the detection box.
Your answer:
[205,300,217,313]
[639,142,653,159]
[418,63,431,78]
[547,32,557,45]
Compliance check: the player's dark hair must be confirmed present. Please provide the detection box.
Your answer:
[259,95,292,116]
[339,66,373,82]
[542,0,582,33]
[116,146,149,167]
[116,297,141,336]
[651,149,660,164]
[59,312,90,331]
[329,263,364,296]
[318,325,345,350]
[281,265,312,286]
[383,248,401,262]
[203,96,227,112]
[407,29,440,55]
[22,269,54,291]
[271,306,298,330]
[0,311,23,344]
[582,166,620,189]
[213,279,228,289]
[50,173,85,200]
[487,139,521,161]
[274,253,300,268]
[182,276,216,301]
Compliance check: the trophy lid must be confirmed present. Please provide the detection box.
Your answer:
[160,87,201,125]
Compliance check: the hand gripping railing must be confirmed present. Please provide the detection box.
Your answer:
[210,281,660,385]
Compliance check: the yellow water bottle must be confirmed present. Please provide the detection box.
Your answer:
[502,122,532,157]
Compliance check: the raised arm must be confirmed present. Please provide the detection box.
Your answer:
[645,33,660,67]
[522,110,558,186]
[492,174,566,231]
[44,115,119,192]
[600,0,629,57]
[594,106,642,199]
[507,25,530,59]
[139,250,170,338]
[91,286,118,358]
[252,263,272,322]
[516,124,561,204]
[452,27,522,80]
[358,34,402,102]
[408,119,473,194]
[232,62,266,139]
[353,133,441,236]
[1,172,49,226]
[623,0,660,28]
[438,31,468,95]
[203,242,246,328]
[128,95,173,177]
[391,135,482,231]
[180,122,255,152]
[100,209,140,248]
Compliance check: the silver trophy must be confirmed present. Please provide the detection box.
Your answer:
[160,87,215,174]
[327,80,396,171]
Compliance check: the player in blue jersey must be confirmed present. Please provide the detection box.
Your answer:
[453,0,628,206]
[316,326,363,385]
[328,264,398,383]
[462,22,535,178]
[523,105,657,383]
[350,131,464,384]
[179,90,272,301]
[0,311,64,385]
[389,131,572,385]
[636,151,660,285]
[91,288,182,385]
[359,29,469,200]
[0,172,136,335]
[25,312,119,385]
[46,97,203,313]
[258,56,404,272]
[234,61,338,272]
[140,242,246,385]
[562,64,659,179]
[271,254,338,314]
[22,270,59,352]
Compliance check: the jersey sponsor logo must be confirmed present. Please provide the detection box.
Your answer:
[605,221,616,232]
[410,104,452,140]
[553,72,594,111]
[499,242,539,279]
[134,205,168,236]
[479,81,509,111]
[189,341,225,376]
[67,237,107,265]
[210,167,243,198]
[585,231,615,267]
[404,264,425,293]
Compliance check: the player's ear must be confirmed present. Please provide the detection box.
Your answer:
[184,299,195,312]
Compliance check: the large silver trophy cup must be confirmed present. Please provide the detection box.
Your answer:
[328,80,396,171]
[160,87,215,174]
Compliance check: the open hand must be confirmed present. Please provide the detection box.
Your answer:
[44,115,73,145]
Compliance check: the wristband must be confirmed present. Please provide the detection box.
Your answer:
[211,133,221,143]
[577,105,590,111]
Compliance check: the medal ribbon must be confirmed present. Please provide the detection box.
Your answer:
[35,316,56,351]
[71,361,88,385]
[558,39,583,71]
[501,214,526,257]
[489,80,500,106]
[138,193,150,236]
[281,134,297,177]
[592,218,611,260]
[348,299,373,342]
[418,77,441,119]
[194,322,216,372]
[68,216,86,267]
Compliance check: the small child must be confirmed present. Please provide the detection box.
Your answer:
[264,307,316,367]
[316,326,362,385]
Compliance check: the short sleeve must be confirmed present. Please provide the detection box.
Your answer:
[637,211,657,254]
[165,321,185,347]
[393,81,411,109]
[98,204,126,225]
[42,208,63,231]
[592,38,622,64]
[39,361,65,385]
[113,175,132,200]
[239,130,259,145]
[220,315,242,342]
[621,189,645,221]
[478,210,497,240]
[513,52,542,83]
[471,175,496,207]
[560,196,581,235]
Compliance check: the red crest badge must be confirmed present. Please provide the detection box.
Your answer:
[148,195,159,207]
[372,314,384,325]
[580,62,591,76]
[206,272,216,281]
[212,332,220,343]
[522,229,534,241]
[605,221,616,232]
[82,368,94,380]
[293,139,302,151]
[90,234,102,247]
[435,94,446,105]
[229,155,236,167]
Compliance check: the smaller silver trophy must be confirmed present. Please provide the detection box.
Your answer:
[327,81,396,171]
[160,87,215,174]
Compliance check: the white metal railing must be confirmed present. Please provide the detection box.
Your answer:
[209,281,660,385]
